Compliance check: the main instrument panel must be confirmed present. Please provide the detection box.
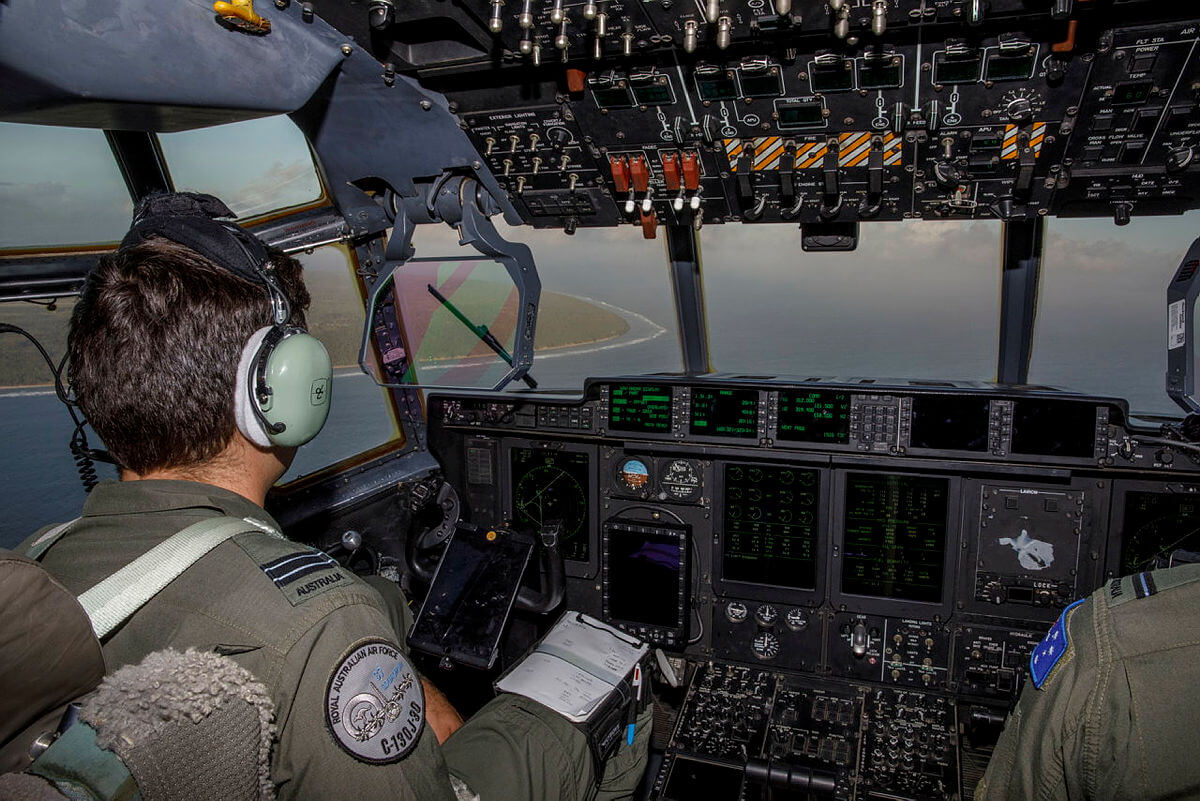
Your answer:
[314,1,1200,232]
[428,375,1200,800]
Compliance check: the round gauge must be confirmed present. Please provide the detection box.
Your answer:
[660,459,702,503]
[755,604,778,626]
[785,608,809,631]
[615,457,653,495]
[751,631,780,660]
[513,461,588,558]
[726,601,749,623]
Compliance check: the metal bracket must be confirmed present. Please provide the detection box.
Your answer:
[359,175,541,392]
[1167,237,1200,413]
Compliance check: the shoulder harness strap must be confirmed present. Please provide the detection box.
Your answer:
[80,517,281,639]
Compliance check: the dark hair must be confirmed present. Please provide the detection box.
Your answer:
[68,237,310,474]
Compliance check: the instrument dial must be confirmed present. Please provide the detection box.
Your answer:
[785,608,809,631]
[614,456,653,495]
[660,459,702,503]
[726,601,749,623]
[755,604,778,626]
[751,631,780,660]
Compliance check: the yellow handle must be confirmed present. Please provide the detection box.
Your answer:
[213,0,271,33]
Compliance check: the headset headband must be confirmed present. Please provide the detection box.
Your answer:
[119,192,291,325]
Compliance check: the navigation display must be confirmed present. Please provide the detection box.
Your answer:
[690,388,758,438]
[776,390,851,444]
[909,395,990,452]
[722,463,821,590]
[609,384,673,433]
[1010,400,1098,458]
[1119,489,1200,574]
[841,473,949,603]
[510,448,591,562]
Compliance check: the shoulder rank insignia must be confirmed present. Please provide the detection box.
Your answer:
[235,533,351,606]
[326,639,425,763]
[1029,597,1086,689]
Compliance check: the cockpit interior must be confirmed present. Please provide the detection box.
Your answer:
[5,0,1200,798]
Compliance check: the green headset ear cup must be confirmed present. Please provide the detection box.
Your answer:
[256,331,333,447]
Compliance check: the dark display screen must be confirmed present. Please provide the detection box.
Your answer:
[695,71,738,101]
[690,388,758,438]
[858,57,902,89]
[605,523,685,629]
[664,757,744,800]
[777,389,851,443]
[1120,490,1200,574]
[841,473,949,603]
[934,54,981,85]
[722,464,820,590]
[777,102,825,128]
[985,52,1036,81]
[631,82,673,105]
[1010,400,1097,458]
[591,86,633,108]
[510,448,591,562]
[739,72,782,97]
[810,61,854,92]
[609,384,672,433]
[908,395,990,452]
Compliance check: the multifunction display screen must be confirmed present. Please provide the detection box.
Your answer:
[776,390,851,444]
[690,388,758,438]
[1010,400,1098,458]
[604,522,688,637]
[908,395,991,452]
[1120,490,1200,574]
[609,384,673,433]
[510,448,591,562]
[722,463,821,590]
[841,473,949,603]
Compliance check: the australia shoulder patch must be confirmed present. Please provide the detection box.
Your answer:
[1029,597,1086,689]
[326,639,425,763]
[235,532,350,606]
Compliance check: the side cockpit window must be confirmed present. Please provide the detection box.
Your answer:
[0,123,133,250]
[157,115,324,219]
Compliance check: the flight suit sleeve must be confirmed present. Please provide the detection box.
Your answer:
[269,594,457,801]
[974,601,1098,801]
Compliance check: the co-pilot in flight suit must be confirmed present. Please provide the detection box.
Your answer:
[23,479,650,801]
[975,562,1200,801]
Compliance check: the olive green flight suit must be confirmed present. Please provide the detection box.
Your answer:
[24,480,649,801]
[975,562,1200,801]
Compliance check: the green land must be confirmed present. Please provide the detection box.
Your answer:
[0,277,629,387]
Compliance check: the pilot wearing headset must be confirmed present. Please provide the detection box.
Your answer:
[20,192,649,801]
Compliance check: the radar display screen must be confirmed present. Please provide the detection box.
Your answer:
[909,395,990,452]
[511,448,591,562]
[1119,490,1200,574]
[604,521,689,643]
[842,473,949,603]
[1010,400,1097,458]
[722,463,821,590]
[690,388,758,438]
[777,390,851,443]
[609,384,673,433]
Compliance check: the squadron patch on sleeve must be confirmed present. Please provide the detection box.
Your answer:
[1029,597,1086,689]
[326,639,425,763]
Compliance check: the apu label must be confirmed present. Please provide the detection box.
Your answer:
[326,639,425,763]
[1169,300,1186,349]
